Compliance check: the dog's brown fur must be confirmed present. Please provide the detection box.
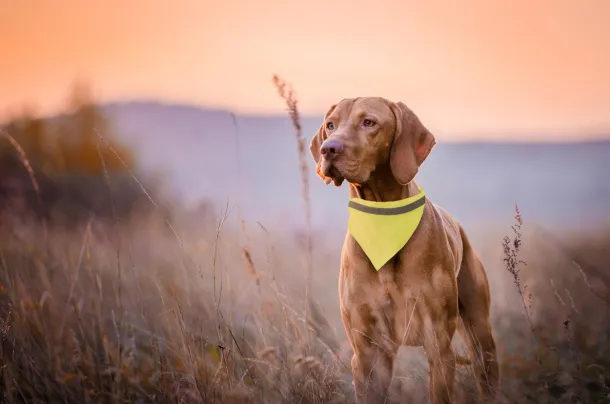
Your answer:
[309,97,499,404]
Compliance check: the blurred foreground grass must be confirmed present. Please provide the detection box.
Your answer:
[0,207,609,403]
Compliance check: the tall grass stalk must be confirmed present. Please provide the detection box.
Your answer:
[272,75,314,346]
[502,205,541,366]
[0,128,48,244]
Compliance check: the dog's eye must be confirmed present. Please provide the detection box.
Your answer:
[326,121,335,131]
[363,119,376,127]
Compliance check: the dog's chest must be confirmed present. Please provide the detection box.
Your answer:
[341,235,460,347]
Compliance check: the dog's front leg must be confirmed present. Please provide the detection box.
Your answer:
[351,344,396,404]
[342,305,397,403]
[423,322,458,404]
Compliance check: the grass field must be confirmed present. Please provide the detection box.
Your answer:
[1,206,609,403]
[1,85,609,403]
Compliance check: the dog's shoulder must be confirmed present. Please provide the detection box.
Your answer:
[426,201,464,274]
[429,203,461,237]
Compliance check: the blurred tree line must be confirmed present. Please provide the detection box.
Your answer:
[0,82,155,224]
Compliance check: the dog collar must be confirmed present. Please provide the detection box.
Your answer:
[347,187,426,270]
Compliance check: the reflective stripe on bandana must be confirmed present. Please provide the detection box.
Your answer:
[347,187,426,271]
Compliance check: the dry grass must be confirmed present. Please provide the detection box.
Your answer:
[272,75,315,348]
[494,207,610,403]
[1,87,609,403]
[0,128,47,243]
[0,211,354,403]
[2,192,609,404]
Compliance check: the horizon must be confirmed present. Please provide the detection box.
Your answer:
[4,98,609,144]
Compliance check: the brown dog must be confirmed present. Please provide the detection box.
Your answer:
[309,97,499,404]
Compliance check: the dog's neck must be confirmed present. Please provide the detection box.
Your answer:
[348,163,419,202]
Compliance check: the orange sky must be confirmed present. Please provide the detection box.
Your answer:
[1,0,609,139]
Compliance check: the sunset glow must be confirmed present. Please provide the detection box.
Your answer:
[2,0,609,139]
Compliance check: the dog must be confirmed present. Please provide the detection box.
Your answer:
[309,97,499,404]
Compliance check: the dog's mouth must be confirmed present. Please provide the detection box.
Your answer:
[321,160,345,187]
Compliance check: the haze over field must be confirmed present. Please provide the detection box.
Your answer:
[103,101,610,234]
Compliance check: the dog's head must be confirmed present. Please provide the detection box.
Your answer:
[309,97,436,187]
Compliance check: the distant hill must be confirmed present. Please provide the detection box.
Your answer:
[101,101,610,234]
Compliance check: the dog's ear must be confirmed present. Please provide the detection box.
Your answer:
[388,101,436,185]
[310,103,337,184]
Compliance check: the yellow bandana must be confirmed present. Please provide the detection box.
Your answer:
[347,187,426,270]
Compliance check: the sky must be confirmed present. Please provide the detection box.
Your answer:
[1,0,609,139]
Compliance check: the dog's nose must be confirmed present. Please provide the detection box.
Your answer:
[320,139,344,159]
